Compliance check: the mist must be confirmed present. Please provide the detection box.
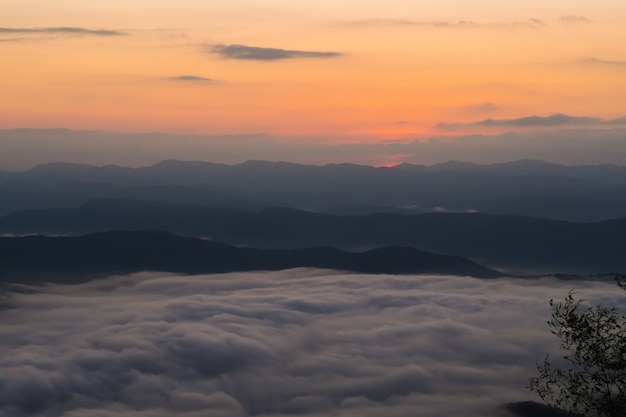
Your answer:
[2,128,626,170]
[2,270,624,416]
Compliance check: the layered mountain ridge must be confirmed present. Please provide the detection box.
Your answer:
[2,159,626,220]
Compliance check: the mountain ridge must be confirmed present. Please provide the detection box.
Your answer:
[3,159,626,220]
[0,230,502,283]
[2,199,626,274]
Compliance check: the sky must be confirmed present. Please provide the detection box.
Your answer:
[2,1,626,167]
[2,269,624,417]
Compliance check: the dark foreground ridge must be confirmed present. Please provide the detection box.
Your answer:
[3,198,626,274]
[0,231,503,283]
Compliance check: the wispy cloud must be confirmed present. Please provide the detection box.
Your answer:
[464,102,500,114]
[0,37,27,43]
[0,27,127,36]
[438,113,626,129]
[581,57,626,66]
[342,18,546,29]
[560,15,592,23]
[210,44,342,61]
[171,75,215,82]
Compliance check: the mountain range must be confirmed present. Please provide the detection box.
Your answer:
[2,159,626,220]
[0,231,502,284]
[3,159,626,277]
[2,198,625,274]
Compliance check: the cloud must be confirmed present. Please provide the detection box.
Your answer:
[463,102,500,114]
[527,18,546,26]
[0,27,126,36]
[438,113,626,129]
[582,57,626,66]
[344,19,480,28]
[342,18,546,29]
[171,75,215,82]
[210,44,342,61]
[5,127,626,169]
[560,15,592,23]
[0,270,623,417]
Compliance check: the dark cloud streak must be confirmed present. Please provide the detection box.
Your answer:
[171,75,215,82]
[211,44,342,61]
[0,27,126,36]
[582,57,626,66]
[438,113,626,128]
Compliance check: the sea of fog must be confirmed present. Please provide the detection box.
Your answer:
[1,269,624,417]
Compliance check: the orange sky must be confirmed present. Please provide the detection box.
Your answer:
[2,0,626,141]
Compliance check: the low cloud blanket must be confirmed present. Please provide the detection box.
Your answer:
[1,270,623,416]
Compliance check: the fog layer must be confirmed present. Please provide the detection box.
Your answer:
[1,270,623,416]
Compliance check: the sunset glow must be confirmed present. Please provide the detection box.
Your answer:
[1,1,626,168]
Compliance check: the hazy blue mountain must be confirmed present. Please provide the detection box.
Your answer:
[3,159,626,220]
[475,184,626,220]
[0,169,13,184]
[2,199,625,274]
[15,159,626,186]
[0,180,262,216]
[0,231,502,283]
[394,159,626,184]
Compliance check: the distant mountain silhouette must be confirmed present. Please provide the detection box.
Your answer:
[395,159,626,182]
[0,231,502,283]
[2,199,625,274]
[9,159,626,185]
[2,159,626,220]
[0,180,262,216]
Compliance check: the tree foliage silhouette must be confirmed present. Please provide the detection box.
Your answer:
[529,276,626,417]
